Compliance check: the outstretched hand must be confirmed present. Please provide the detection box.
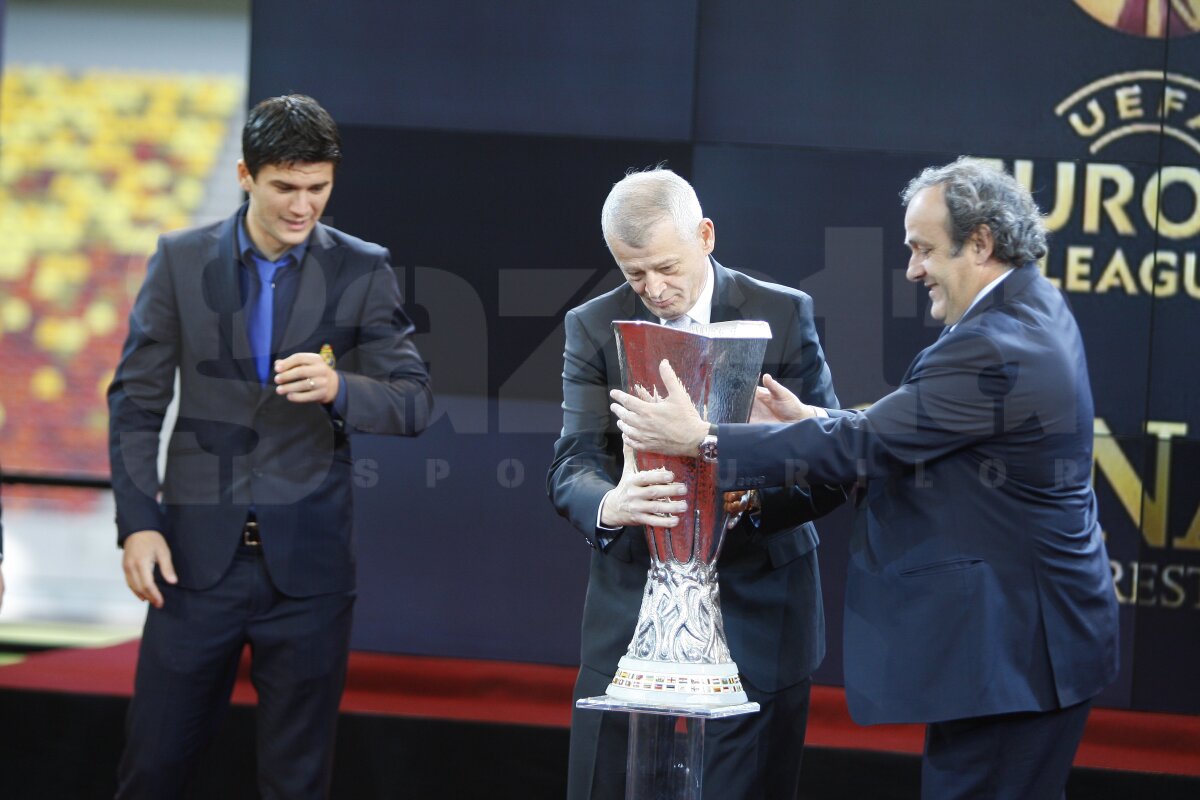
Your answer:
[749,373,818,423]
[609,360,708,457]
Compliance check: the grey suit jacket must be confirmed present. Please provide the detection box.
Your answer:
[547,259,840,691]
[108,208,432,597]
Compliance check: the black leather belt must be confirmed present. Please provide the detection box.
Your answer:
[242,518,262,547]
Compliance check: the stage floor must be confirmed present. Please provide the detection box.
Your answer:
[1,636,1197,798]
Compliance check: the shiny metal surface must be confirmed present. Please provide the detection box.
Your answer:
[627,557,730,663]
[611,320,770,676]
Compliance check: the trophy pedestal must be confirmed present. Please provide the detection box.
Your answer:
[576,696,760,800]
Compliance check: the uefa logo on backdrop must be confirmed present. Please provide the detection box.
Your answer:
[1074,0,1200,38]
[1058,1,1200,155]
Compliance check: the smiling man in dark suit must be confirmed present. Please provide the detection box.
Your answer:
[108,94,432,799]
[612,158,1120,800]
[548,168,841,799]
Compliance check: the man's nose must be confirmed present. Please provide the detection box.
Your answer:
[645,274,665,298]
[906,258,923,283]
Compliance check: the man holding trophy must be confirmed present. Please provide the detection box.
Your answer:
[547,168,842,799]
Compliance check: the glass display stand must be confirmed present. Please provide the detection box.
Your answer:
[576,696,759,799]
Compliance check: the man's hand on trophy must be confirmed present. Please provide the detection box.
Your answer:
[600,444,688,528]
[723,490,760,530]
[749,373,819,423]
[724,489,761,513]
[610,359,708,457]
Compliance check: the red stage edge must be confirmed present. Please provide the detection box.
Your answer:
[0,640,1196,778]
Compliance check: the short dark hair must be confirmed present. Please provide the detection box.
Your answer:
[242,94,342,177]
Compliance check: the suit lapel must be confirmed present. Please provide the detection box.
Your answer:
[708,258,746,323]
[953,263,1037,329]
[202,209,257,384]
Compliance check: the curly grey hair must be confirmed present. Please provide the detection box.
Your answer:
[902,157,1047,266]
[601,168,704,248]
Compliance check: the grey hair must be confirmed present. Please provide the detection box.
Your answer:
[601,168,704,248]
[901,157,1047,266]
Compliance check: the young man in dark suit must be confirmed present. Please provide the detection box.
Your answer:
[108,94,432,799]
[548,168,841,799]
[612,158,1119,800]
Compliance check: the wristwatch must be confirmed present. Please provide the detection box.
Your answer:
[698,423,718,462]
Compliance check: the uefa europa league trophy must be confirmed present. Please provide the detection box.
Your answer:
[606,319,772,708]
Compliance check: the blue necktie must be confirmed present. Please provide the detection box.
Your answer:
[249,260,281,384]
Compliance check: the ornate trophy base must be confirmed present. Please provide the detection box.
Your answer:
[605,656,749,707]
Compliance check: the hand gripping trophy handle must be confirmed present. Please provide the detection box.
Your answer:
[607,319,771,707]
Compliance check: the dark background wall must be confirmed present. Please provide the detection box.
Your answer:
[248,0,1200,715]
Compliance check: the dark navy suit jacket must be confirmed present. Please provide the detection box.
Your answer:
[548,259,840,693]
[108,207,432,598]
[721,263,1119,724]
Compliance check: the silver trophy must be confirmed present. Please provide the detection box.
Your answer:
[607,319,772,707]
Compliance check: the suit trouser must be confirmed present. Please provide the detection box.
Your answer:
[115,547,355,800]
[921,699,1093,800]
[568,664,812,800]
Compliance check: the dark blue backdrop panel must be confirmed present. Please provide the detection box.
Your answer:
[693,145,942,407]
[350,397,588,664]
[694,0,1171,164]
[325,125,692,404]
[330,129,691,664]
[248,0,698,141]
[1128,436,1200,713]
[1146,267,1200,437]
[1150,33,1200,436]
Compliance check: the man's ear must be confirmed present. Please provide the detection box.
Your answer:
[698,218,715,254]
[971,224,995,264]
[236,159,253,192]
